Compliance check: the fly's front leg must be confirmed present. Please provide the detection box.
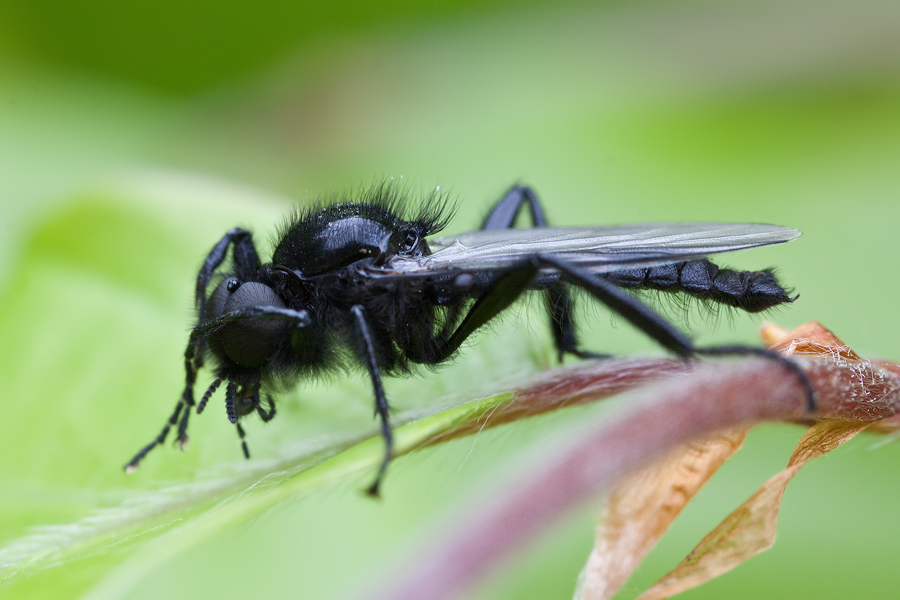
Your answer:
[482,185,601,361]
[174,340,201,449]
[190,228,261,409]
[124,336,202,472]
[195,228,261,320]
[124,395,185,473]
[125,305,310,472]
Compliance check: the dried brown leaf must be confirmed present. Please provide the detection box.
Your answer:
[765,321,900,422]
[762,320,861,360]
[579,322,891,600]
[575,428,749,600]
[631,323,876,599]
[636,420,868,600]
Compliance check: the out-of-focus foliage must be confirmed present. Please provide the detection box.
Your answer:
[1,0,900,598]
[1,0,554,94]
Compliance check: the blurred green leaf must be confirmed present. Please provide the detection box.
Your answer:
[0,0,563,94]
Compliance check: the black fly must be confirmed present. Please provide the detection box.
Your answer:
[125,182,806,496]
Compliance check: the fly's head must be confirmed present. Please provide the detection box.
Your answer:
[204,276,312,371]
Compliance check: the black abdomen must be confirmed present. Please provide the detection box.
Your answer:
[604,259,793,313]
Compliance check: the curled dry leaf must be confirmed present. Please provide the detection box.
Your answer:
[591,321,893,600]
[765,321,900,432]
[577,321,899,600]
[574,428,750,600]
[635,420,868,600]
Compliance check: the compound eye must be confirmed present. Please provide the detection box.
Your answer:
[399,229,419,252]
[206,278,240,320]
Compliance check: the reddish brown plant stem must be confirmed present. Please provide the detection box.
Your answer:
[419,358,691,449]
[363,354,900,600]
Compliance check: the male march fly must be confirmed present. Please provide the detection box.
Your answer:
[125,182,805,495]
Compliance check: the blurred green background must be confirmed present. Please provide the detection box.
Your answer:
[1,0,899,598]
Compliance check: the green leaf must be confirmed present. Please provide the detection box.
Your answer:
[0,173,547,599]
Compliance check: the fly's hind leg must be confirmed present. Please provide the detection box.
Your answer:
[426,254,816,413]
[482,185,606,361]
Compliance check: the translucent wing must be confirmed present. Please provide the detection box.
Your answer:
[384,222,800,275]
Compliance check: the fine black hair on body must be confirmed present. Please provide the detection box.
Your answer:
[124,182,811,496]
